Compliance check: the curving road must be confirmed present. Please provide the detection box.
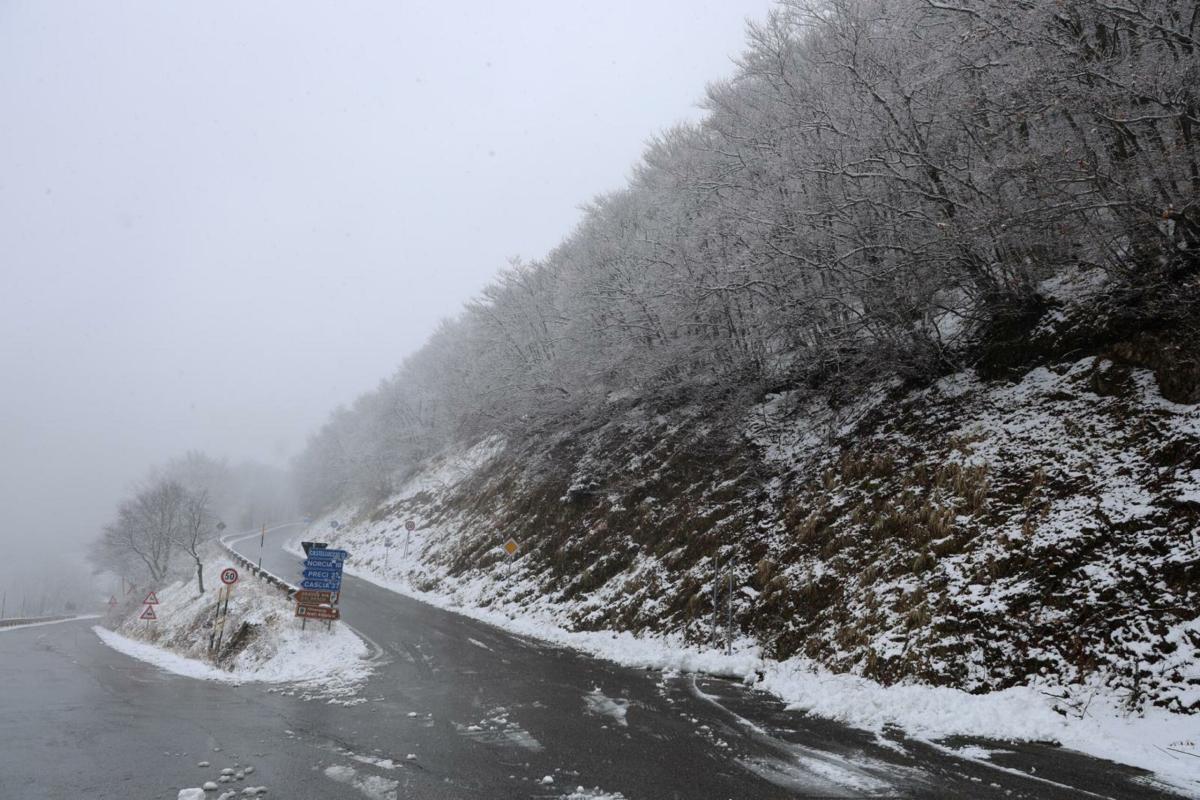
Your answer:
[0,523,1187,799]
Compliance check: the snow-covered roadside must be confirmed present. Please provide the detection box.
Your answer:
[95,544,372,697]
[287,530,1200,796]
[94,626,244,682]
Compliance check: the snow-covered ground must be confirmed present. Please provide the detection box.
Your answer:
[299,423,1200,796]
[96,543,372,698]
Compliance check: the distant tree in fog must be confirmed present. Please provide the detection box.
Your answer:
[172,488,213,595]
[88,453,297,586]
[96,480,186,585]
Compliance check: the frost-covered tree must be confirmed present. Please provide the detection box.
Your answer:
[172,488,213,596]
[293,0,1200,510]
[95,480,186,585]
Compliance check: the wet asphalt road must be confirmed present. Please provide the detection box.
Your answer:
[0,524,1189,799]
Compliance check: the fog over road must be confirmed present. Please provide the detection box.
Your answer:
[0,526,1183,799]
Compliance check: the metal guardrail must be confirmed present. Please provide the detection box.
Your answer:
[0,614,73,628]
[218,535,298,599]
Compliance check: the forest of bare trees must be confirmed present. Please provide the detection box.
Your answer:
[294,0,1199,511]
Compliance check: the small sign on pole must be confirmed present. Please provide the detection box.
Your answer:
[503,538,518,580]
[220,567,239,586]
[143,591,160,605]
[258,523,266,569]
[139,605,157,621]
[403,520,415,559]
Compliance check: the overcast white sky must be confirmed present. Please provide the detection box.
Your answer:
[0,0,775,592]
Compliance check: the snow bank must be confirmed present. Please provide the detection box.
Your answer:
[95,626,240,682]
[95,544,371,695]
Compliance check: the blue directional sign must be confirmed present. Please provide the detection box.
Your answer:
[297,547,347,595]
[300,578,341,591]
[310,548,348,562]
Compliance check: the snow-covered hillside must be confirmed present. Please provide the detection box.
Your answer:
[304,275,1200,792]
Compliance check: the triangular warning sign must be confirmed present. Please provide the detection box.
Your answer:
[143,591,160,605]
[108,595,118,607]
[139,605,157,620]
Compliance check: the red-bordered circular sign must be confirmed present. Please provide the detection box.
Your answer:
[220,567,239,585]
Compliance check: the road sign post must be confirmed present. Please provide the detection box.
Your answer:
[297,549,347,630]
[208,578,236,653]
[711,570,719,648]
[404,519,416,560]
[503,538,518,580]
[727,566,733,656]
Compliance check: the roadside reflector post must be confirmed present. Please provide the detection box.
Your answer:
[727,565,733,656]
[213,584,233,653]
[711,567,719,649]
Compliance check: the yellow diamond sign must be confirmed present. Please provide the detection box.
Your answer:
[503,538,519,557]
